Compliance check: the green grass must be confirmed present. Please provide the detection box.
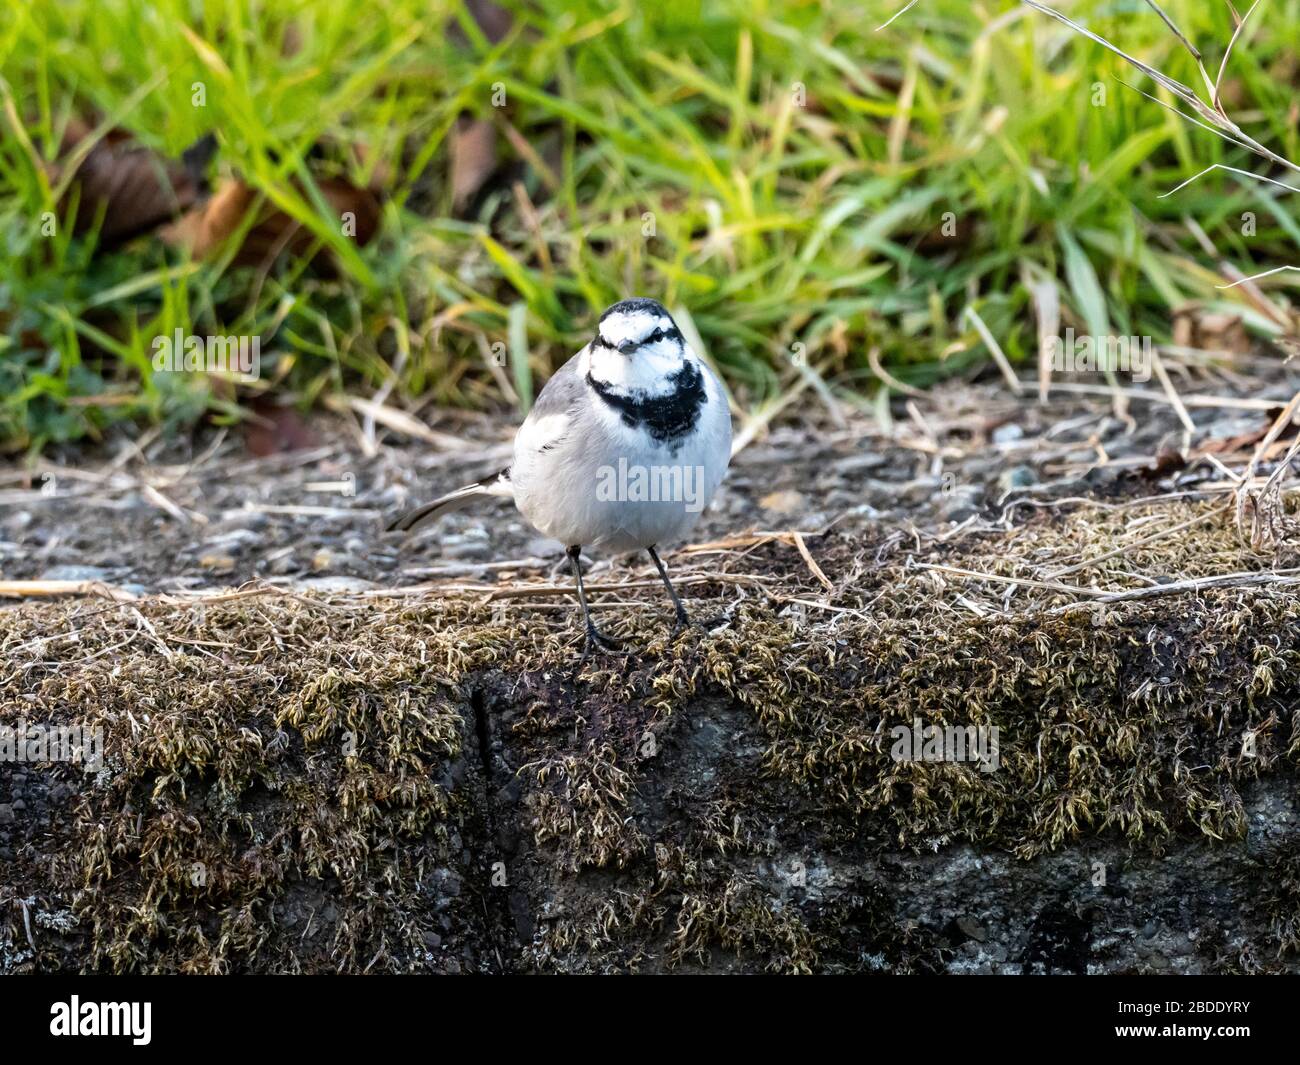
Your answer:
[2,0,1300,452]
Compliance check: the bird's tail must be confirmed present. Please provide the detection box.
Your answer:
[388,470,512,533]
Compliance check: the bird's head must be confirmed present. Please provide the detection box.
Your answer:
[593,298,684,357]
[586,298,693,396]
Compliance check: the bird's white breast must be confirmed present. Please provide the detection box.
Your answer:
[510,351,731,554]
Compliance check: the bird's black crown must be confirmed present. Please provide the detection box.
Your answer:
[593,298,684,353]
[599,297,672,323]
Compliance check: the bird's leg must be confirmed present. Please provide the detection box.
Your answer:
[549,552,575,580]
[568,545,619,657]
[647,545,691,632]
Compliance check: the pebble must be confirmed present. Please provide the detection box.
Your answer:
[997,465,1038,494]
[759,489,807,515]
[941,485,983,522]
[833,453,888,473]
[898,476,943,505]
[525,537,562,558]
[202,528,262,552]
[39,565,110,582]
[218,510,269,531]
[266,553,299,576]
[441,540,492,560]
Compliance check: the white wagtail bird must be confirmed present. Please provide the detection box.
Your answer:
[390,298,732,656]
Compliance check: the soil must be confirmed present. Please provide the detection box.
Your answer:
[3,376,1300,973]
[6,380,1280,595]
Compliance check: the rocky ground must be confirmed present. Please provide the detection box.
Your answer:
[3,375,1300,973]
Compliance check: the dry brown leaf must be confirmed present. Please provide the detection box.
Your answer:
[450,117,498,215]
[243,399,319,457]
[445,0,513,215]
[162,175,381,267]
[1197,423,1273,456]
[1172,305,1251,354]
[464,0,513,43]
[52,122,215,247]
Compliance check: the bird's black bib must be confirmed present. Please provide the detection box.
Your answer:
[587,361,706,444]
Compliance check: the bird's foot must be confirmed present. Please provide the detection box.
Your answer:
[551,552,591,580]
[587,624,621,651]
[575,623,622,669]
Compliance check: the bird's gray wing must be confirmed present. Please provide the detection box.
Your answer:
[513,350,587,458]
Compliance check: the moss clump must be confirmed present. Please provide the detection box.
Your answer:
[2,497,1299,972]
[0,602,505,972]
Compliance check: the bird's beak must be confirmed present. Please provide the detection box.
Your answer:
[617,340,637,355]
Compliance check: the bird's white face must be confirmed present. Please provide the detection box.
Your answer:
[584,303,692,397]
[596,308,673,351]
